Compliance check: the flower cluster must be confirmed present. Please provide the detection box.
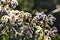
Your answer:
[0,0,58,40]
[44,27,58,40]
[31,12,56,27]
[0,0,18,8]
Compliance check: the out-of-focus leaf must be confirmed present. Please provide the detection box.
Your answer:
[2,36,6,40]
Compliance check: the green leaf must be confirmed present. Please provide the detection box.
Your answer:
[38,32,43,40]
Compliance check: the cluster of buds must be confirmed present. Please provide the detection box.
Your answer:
[0,9,33,40]
[1,9,32,25]
[30,12,57,40]
[0,0,18,8]
[31,12,56,27]
[44,27,58,40]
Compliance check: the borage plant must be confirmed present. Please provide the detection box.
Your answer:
[0,0,58,40]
